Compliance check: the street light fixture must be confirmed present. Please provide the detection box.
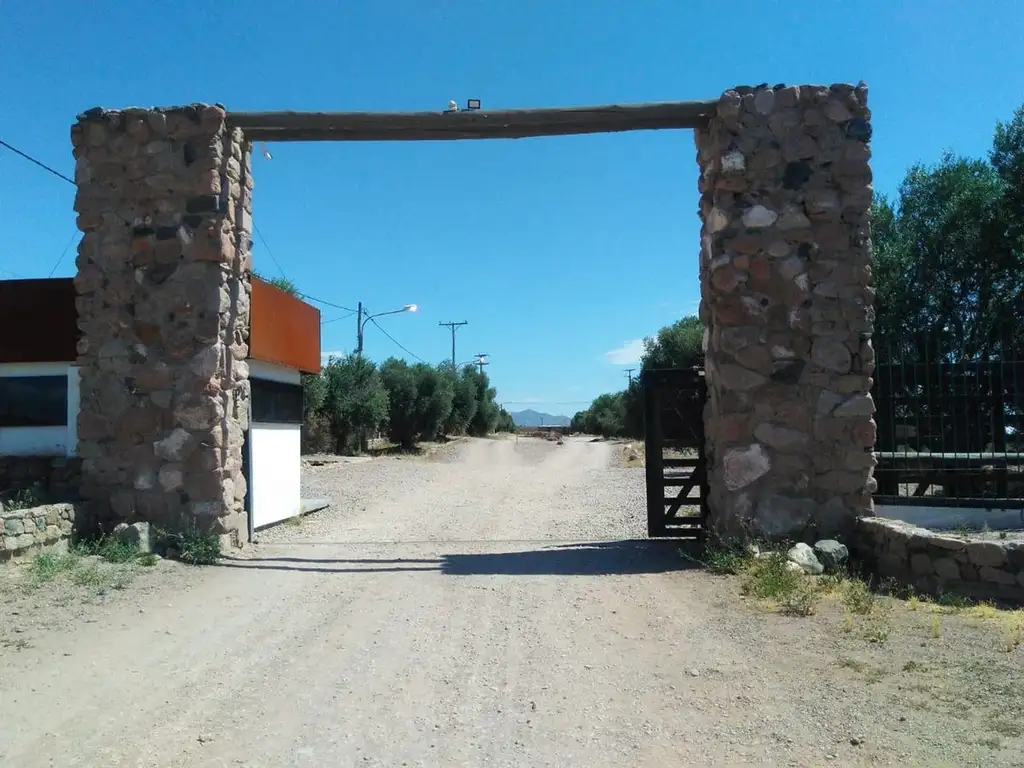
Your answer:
[356,302,418,354]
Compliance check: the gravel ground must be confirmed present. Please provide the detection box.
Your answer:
[1,436,1022,766]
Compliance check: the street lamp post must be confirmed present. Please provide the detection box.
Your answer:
[355,302,418,355]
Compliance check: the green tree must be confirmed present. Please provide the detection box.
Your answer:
[572,314,704,439]
[640,315,703,370]
[872,152,1020,361]
[321,354,389,454]
[445,364,480,435]
[379,358,420,449]
[579,392,628,438]
[464,367,499,436]
[413,363,456,442]
[495,407,516,433]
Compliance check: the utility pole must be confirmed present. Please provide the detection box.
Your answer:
[439,321,468,368]
[624,368,635,385]
[475,353,490,375]
[356,302,364,355]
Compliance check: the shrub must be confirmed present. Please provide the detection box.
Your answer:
[742,553,802,600]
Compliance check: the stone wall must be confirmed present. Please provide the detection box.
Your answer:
[0,456,82,502]
[71,105,253,547]
[853,517,1024,603]
[0,503,77,560]
[696,84,876,541]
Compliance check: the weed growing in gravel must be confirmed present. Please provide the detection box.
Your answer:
[864,623,890,644]
[818,571,845,592]
[67,561,136,593]
[702,538,754,575]
[99,538,139,564]
[742,553,801,600]
[22,543,147,596]
[936,591,971,611]
[780,582,821,616]
[136,552,159,567]
[28,552,78,584]
[170,529,221,565]
[838,656,867,672]
[72,535,149,565]
[842,579,877,615]
[996,611,1024,652]
[931,611,943,639]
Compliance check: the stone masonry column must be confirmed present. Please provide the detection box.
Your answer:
[696,84,876,541]
[71,105,253,547]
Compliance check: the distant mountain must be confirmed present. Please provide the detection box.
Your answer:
[510,409,571,428]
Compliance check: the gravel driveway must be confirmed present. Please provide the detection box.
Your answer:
[1,436,1021,766]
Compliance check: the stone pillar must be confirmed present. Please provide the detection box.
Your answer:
[696,84,876,541]
[71,105,253,547]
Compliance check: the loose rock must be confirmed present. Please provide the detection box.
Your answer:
[788,543,824,575]
[813,540,849,573]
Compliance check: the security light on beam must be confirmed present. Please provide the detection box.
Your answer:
[466,99,481,110]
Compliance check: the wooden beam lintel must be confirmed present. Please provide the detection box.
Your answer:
[228,100,716,142]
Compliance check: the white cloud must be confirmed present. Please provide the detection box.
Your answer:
[320,350,347,361]
[604,339,645,365]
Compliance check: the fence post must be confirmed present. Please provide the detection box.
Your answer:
[643,373,665,537]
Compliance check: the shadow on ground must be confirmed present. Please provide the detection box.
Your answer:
[217,540,701,577]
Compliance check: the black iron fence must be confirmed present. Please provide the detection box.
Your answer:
[873,340,1024,509]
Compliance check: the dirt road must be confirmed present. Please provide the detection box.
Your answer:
[1,437,1021,766]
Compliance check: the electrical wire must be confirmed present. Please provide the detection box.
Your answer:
[1,139,81,277]
[1,137,369,338]
[369,317,426,362]
[48,231,81,277]
[0,138,75,186]
[252,221,288,280]
[300,293,357,313]
[321,310,357,326]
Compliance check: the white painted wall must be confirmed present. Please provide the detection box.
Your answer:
[248,359,301,386]
[0,362,79,457]
[248,359,303,530]
[249,423,302,529]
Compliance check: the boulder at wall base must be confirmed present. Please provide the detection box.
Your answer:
[788,542,824,575]
[112,521,153,554]
[813,539,849,573]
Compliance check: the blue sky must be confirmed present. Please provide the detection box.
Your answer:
[2,1,1023,416]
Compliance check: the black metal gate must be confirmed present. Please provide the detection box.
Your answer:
[642,368,709,538]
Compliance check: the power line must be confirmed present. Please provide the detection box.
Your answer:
[299,293,356,314]
[252,221,288,279]
[48,231,81,277]
[0,138,75,186]
[320,310,357,326]
[369,317,426,362]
